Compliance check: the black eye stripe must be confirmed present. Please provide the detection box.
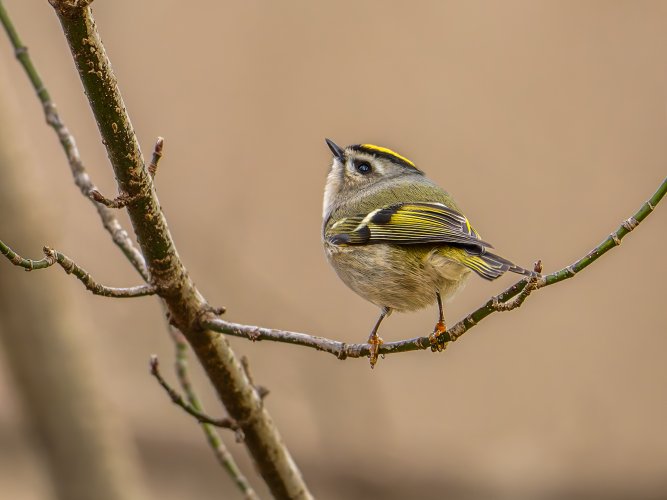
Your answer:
[355,161,372,174]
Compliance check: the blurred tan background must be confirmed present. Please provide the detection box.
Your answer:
[1,1,666,499]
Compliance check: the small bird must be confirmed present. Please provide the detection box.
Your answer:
[322,139,531,367]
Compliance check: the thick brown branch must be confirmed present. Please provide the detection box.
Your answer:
[48,4,310,498]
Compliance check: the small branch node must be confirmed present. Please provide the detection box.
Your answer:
[14,44,27,57]
[533,259,543,274]
[89,188,136,208]
[148,136,164,178]
[646,201,655,211]
[43,101,61,127]
[448,324,465,341]
[204,305,227,318]
[247,328,261,342]
[622,217,639,232]
[566,265,577,277]
[337,343,349,360]
[41,246,57,265]
[610,232,621,246]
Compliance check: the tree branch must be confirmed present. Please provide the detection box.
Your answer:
[45,3,310,498]
[0,241,156,298]
[168,328,259,500]
[0,0,149,281]
[202,175,667,359]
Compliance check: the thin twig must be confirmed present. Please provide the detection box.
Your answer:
[0,2,149,281]
[202,176,667,359]
[169,329,259,499]
[149,355,240,432]
[0,240,156,298]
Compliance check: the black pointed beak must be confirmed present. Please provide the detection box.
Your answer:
[325,138,345,161]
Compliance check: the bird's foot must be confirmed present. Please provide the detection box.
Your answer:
[428,320,448,352]
[368,334,384,368]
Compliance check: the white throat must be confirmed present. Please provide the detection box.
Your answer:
[322,162,343,219]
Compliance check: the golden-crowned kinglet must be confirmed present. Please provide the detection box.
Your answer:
[322,139,531,367]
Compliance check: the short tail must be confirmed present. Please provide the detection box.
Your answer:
[458,250,533,281]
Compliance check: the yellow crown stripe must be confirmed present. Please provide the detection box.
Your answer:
[360,144,416,168]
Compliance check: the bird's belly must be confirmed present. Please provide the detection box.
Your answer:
[325,243,471,312]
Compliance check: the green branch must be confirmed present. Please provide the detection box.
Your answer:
[544,195,663,286]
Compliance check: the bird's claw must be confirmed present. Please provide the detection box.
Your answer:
[428,321,448,352]
[368,334,384,368]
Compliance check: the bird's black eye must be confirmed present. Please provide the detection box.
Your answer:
[355,161,372,174]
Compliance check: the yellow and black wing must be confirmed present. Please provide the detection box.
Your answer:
[327,202,531,280]
[328,202,487,248]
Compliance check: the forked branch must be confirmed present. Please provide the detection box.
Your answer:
[0,0,149,281]
[0,241,156,298]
